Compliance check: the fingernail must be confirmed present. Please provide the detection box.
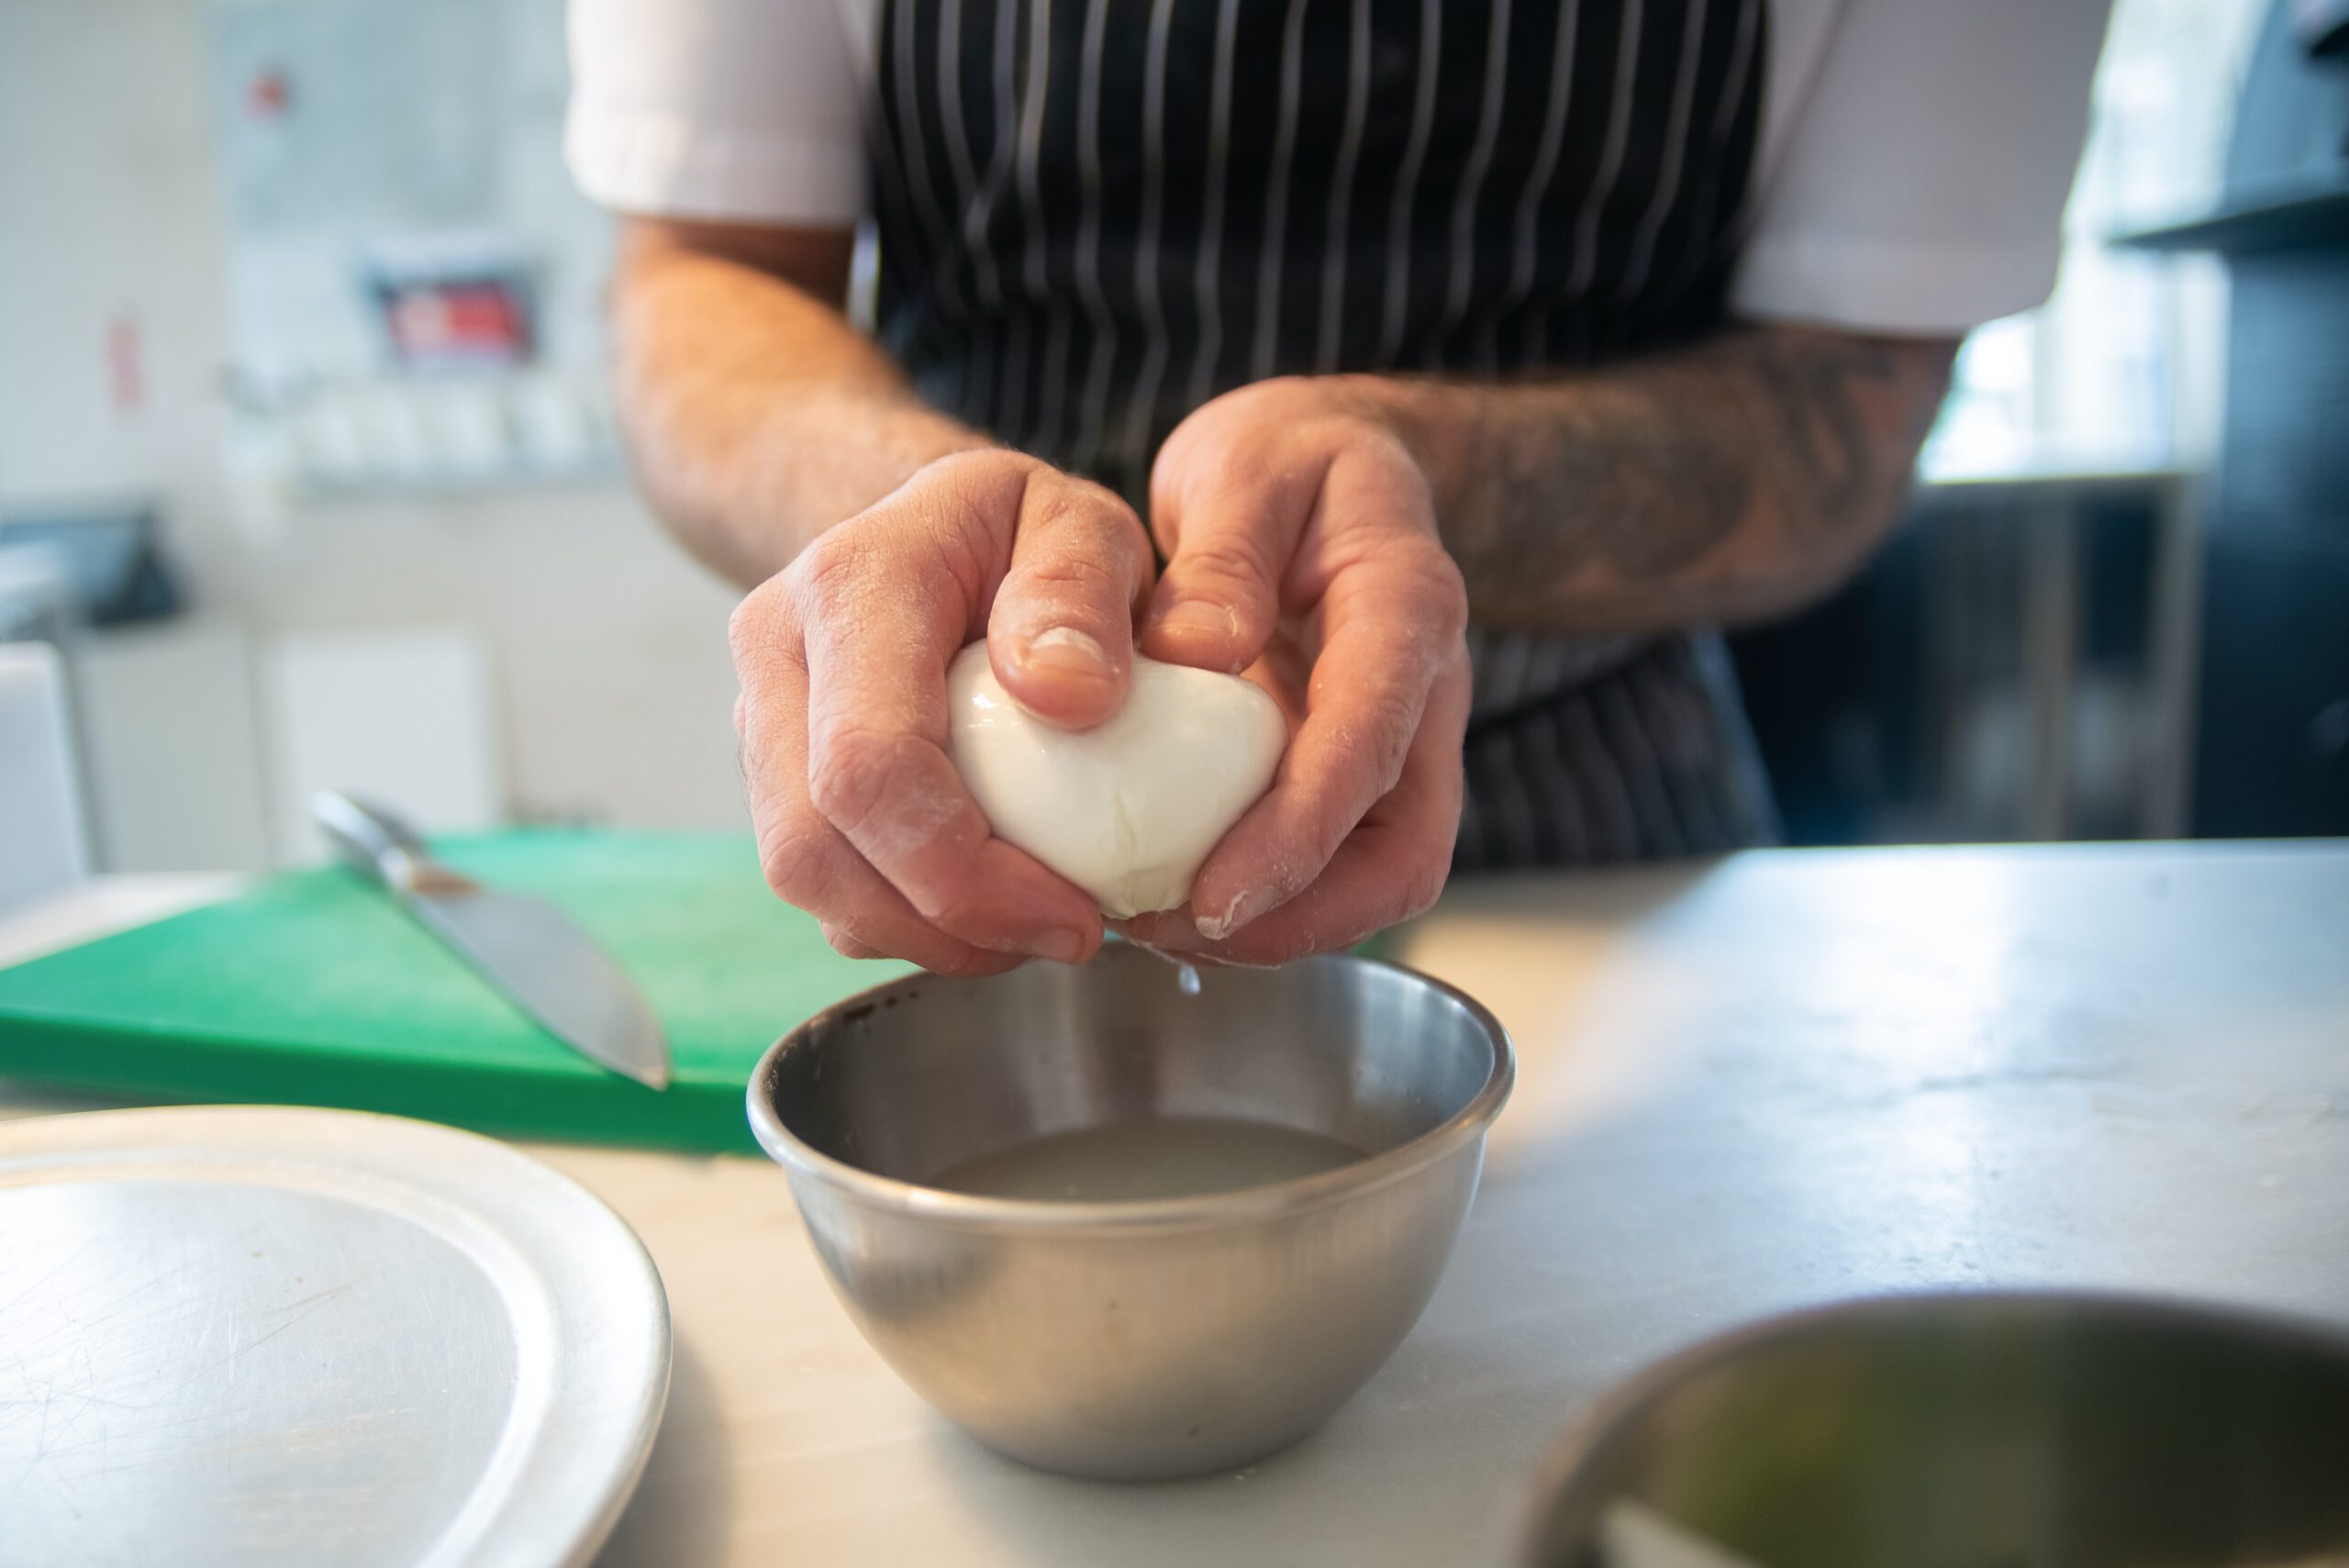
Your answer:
[1030,928,1091,965]
[1196,887,1272,942]
[1022,626,1110,679]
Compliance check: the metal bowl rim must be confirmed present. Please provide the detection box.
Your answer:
[742,950,1516,1236]
[1512,1285,2349,1564]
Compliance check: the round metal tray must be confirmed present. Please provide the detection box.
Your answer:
[0,1105,670,1568]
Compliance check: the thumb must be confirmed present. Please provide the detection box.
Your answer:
[1138,484,1293,677]
[985,471,1155,730]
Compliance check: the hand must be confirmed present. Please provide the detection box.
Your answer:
[1118,376,1472,966]
[729,449,1156,974]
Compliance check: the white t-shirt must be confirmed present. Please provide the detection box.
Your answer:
[566,0,2113,336]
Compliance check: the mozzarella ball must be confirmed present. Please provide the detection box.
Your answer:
[945,640,1286,918]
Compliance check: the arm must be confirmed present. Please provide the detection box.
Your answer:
[1389,325,1958,635]
[1124,324,1946,962]
[613,217,1174,973]
[609,217,985,586]
[616,214,1469,972]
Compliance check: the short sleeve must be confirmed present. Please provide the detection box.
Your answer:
[565,0,876,227]
[1732,0,2116,336]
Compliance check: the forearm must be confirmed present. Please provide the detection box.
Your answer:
[611,223,985,588]
[1374,327,1957,636]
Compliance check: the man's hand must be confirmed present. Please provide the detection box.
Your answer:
[623,219,1472,971]
[730,449,1159,974]
[1117,377,1473,967]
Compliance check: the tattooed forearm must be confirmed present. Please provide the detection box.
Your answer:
[1373,327,1956,636]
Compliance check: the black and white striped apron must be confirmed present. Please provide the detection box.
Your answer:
[868,0,1779,866]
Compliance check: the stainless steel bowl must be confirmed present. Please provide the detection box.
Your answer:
[745,941,1512,1482]
[1521,1292,2349,1568]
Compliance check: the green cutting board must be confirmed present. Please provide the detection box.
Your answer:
[0,831,911,1152]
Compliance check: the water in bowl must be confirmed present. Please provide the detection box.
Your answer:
[928,1115,1365,1202]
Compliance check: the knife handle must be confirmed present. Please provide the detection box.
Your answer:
[311,792,468,895]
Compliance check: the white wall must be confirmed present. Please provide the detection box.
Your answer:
[250,488,747,832]
[0,0,749,866]
[0,0,239,590]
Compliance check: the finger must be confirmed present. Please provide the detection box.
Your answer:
[1139,437,1309,675]
[769,808,1028,976]
[818,921,893,962]
[734,595,1031,977]
[773,806,1030,976]
[818,900,1027,975]
[732,642,1029,972]
[794,537,1104,963]
[1132,831,1425,966]
[985,473,1154,729]
[1187,528,1466,940]
[1133,655,1467,964]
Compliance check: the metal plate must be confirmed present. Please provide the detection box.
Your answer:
[0,1106,670,1568]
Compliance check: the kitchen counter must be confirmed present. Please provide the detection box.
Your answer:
[5,842,2345,1566]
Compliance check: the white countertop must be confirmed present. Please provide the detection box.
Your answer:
[6,841,2346,1566]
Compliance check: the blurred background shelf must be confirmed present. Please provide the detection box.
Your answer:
[286,463,626,503]
[2114,178,2349,253]
[1735,0,2349,847]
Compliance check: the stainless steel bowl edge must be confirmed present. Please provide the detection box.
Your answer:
[1517,1288,2349,1568]
[743,946,1515,1480]
[745,951,1515,1236]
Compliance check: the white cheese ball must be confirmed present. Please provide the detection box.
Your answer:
[945,640,1286,918]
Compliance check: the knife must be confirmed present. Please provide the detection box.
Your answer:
[311,792,672,1089]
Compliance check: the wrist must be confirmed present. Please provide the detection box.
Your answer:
[755,398,990,550]
[1319,373,1486,517]
[859,403,997,483]
[1286,373,1469,513]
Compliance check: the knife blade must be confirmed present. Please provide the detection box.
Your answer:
[311,792,671,1089]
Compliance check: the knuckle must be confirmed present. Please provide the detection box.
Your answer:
[930,450,1041,533]
[727,580,792,664]
[805,727,923,837]
[1413,541,1470,628]
[1372,739,1417,805]
[1301,814,1362,881]
[757,817,839,909]
[1010,542,1130,610]
[789,529,861,603]
[930,947,1020,980]
[1400,847,1453,921]
[901,872,1009,938]
[1345,689,1423,801]
[1353,418,1423,473]
[1172,536,1275,606]
[1037,465,1138,522]
[1146,447,1194,536]
[1339,543,1468,661]
[1166,436,1275,510]
[912,886,987,934]
[1423,578,1471,648]
[1042,493,1152,590]
[775,543,863,632]
[928,447,1035,491]
[1381,521,1460,583]
[917,512,1000,604]
[725,597,758,660]
[1247,919,1322,967]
